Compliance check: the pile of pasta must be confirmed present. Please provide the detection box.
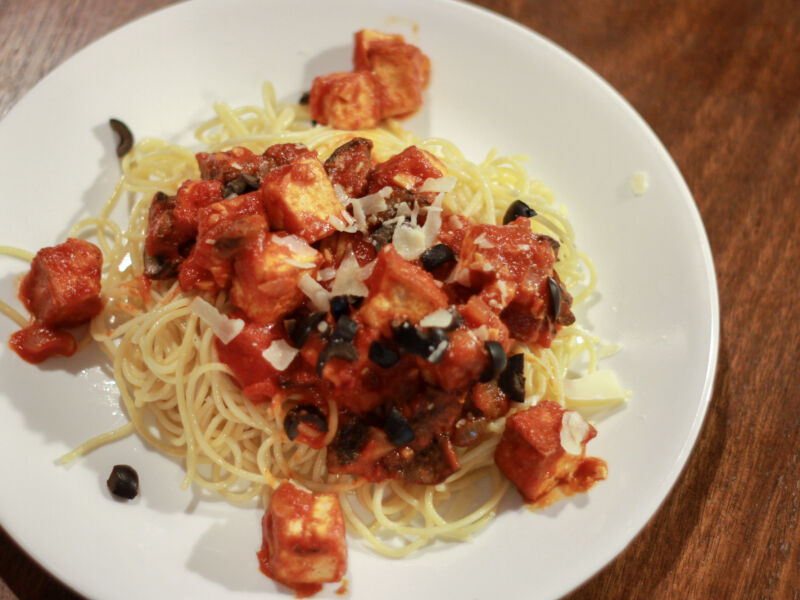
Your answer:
[2,83,626,557]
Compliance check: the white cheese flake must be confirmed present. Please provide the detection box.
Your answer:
[419,176,457,193]
[629,170,650,196]
[419,308,454,329]
[563,370,627,405]
[560,411,590,455]
[330,253,369,297]
[188,297,244,344]
[298,273,331,312]
[317,267,336,281]
[272,234,319,262]
[392,222,427,260]
[421,193,444,247]
[261,339,299,371]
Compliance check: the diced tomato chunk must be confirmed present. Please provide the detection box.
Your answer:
[309,71,383,130]
[178,191,267,292]
[359,244,448,336]
[260,150,346,243]
[260,481,347,589]
[214,320,283,402]
[19,238,103,329]
[230,231,321,325]
[367,145,444,193]
[9,324,77,364]
[172,179,224,235]
[494,401,607,504]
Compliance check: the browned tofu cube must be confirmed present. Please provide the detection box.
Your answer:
[261,481,347,586]
[230,231,321,325]
[353,30,405,71]
[353,30,431,118]
[19,238,103,328]
[309,71,383,130]
[359,244,448,335]
[260,152,346,243]
[494,401,607,505]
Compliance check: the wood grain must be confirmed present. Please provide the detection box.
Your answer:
[1,0,798,598]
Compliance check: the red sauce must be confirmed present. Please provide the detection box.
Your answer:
[9,324,77,364]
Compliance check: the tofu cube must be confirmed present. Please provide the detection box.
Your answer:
[353,29,431,118]
[309,71,383,130]
[260,152,345,243]
[262,481,347,586]
[20,238,103,328]
[494,401,606,504]
[360,244,448,336]
[230,231,321,325]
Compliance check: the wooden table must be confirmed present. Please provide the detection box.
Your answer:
[1,1,797,598]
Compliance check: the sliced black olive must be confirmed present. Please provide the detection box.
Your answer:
[109,118,133,157]
[317,340,358,375]
[420,243,455,272]
[299,91,310,105]
[107,464,139,500]
[384,406,415,447]
[283,404,328,441]
[547,276,561,322]
[392,321,449,363]
[444,309,464,331]
[369,341,400,368]
[480,341,507,382]
[331,315,358,343]
[498,353,526,402]
[502,199,537,225]
[288,311,326,348]
[329,295,363,321]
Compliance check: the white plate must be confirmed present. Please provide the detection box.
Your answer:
[0,1,718,599]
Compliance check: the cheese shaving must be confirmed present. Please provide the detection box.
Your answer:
[560,411,590,455]
[262,339,299,371]
[419,176,457,193]
[188,297,244,344]
[331,254,369,297]
[298,273,331,311]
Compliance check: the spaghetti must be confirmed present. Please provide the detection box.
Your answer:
[2,81,625,562]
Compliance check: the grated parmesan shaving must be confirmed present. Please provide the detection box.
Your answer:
[298,273,331,311]
[419,176,457,193]
[262,339,299,371]
[188,297,244,344]
[272,234,319,261]
[560,411,590,455]
[419,308,454,329]
[331,253,369,297]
